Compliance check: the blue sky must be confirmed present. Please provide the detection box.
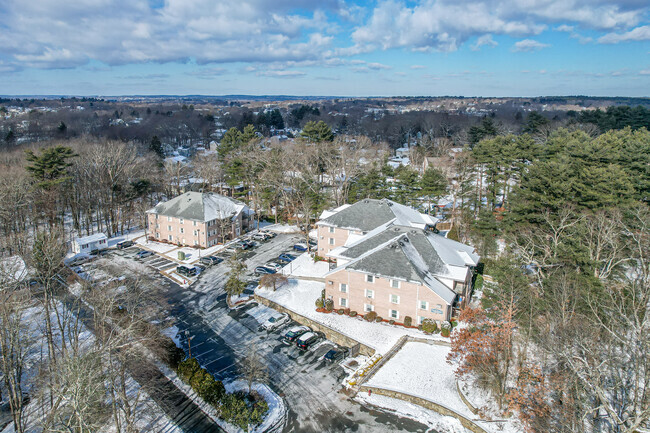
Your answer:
[0,0,648,96]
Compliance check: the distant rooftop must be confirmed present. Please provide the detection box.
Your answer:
[148,192,249,222]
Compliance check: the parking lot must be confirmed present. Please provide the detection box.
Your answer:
[72,231,431,433]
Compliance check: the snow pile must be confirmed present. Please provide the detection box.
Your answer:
[280,252,329,278]
[224,380,287,433]
[162,325,181,348]
[264,224,301,233]
[256,279,442,353]
[245,304,280,325]
[365,341,471,419]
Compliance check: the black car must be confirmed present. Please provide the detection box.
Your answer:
[116,240,134,249]
[177,265,198,277]
[323,347,349,363]
[200,255,223,266]
[296,332,321,350]
[282,326,310,344]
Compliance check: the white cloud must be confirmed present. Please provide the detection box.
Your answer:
[256,70,307,78]
[0,0,341,69]
[350,0,647,53]
[512,39,550,52]
[599,25,650,43]
[471,34,498,51]
[638,69,650,75]
[366,62,392,70]
[410,65,425,69]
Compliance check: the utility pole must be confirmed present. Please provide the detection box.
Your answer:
[185,330,193,359]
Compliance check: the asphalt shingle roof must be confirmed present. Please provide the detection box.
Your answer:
[148,192,247,222]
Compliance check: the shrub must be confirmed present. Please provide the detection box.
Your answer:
[220,392,269,430]
[177,357,200,382]
[441,321,452,331]
[313,254,325,262]
[421,319,437,334]
[315,297,324,309]
[337,309,344,315]
[441,327,450,337]
[364,311,377,322]
[324,298,334,311]
[344,308,350,315]
[403,316,413,327]
[375,316,383,323]
[349,311,357,317]
[388,319,395,325]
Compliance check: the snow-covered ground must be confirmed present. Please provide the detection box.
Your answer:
[256,279,444,353]
[224,380,287,433]
[264,223,301,233]
[280,252,329,278]
[135,237,178,254]
[356,393,467,433]
[365,341,468,417]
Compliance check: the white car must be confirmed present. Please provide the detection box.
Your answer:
[265,262,284,271]
[259,313,290,332]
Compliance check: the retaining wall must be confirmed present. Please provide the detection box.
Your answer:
[254,294,375,356]
[358,385,488,433]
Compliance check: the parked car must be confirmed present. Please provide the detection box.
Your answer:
[200,256,223,266]
[177,265,198,277]
[296,332,321,350]
[323,347,349,363]
[278,253,297,263]
[259,313,290,332]
[265,261,283,271]
[194,264,206,273]
[116,240,134,249]
[260,230,276,238]
[282,326,310,344]
[134,250,154,260]
[293,242,308,252]
[252,232,269,241]
[254,266,276,275]
[234,240,253,250]
[68,256,89,266]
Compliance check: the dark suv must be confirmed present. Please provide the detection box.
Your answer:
[296,332,321,350]
[177,265,198,277]
[323,347,349,362]
[200,256,222,266]
[116,240,134,249]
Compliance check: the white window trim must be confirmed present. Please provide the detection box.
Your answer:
[365,289,374,299]
[364,303,374,312]
[329,237,335,245]
[339,297,347,307]
[390,279,400,289]
[329,226,335,233]
[340,283,348,293]
[366,274,374,283]
[419,300,428,310]
[389,309,399,320]
[390,294,400,304]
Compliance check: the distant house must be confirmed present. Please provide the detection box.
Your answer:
[73,233,108,255]
[147,192,253,248]
[317,198,479,323]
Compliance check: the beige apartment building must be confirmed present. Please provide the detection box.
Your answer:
[147,192,252,248]
[317,199,479,324]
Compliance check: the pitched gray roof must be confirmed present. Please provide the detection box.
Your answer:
[328,223,480,304]
[148,192,248,222]
[318,198,437,232]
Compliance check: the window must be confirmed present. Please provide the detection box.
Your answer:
[180,227,184,234]
[340,298,347,307]
[193,230,198,236]
[390,294,400,304]
[155,214,158,220]
[329,226,335,233]
[340,283,348,293]
[168,235,173,241]
[419,300,428,310]
[167,216,172,222]
[329,237,334,245]
[156,233,160,239]
[366,274,374,283]
[417,316,424,325]
[436,304,443,309]
[179,218,184,224]
[167,225,172,231]
[390,279,400,289]
[389,309,399,319]
[155,223,159,229]
[193,221,197,226]
[365,289,374,299]
[364,304,374,312]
